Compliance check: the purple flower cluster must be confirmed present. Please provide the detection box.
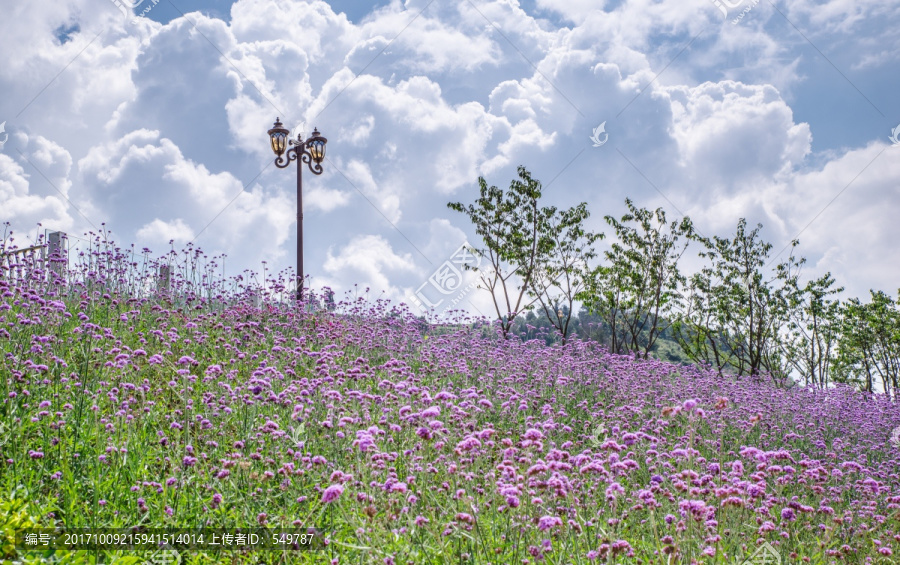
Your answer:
[2,255,900,562]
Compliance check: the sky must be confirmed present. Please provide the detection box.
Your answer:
[0,0,898,321]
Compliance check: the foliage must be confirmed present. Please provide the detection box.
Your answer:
[527,202,603,345]
[447,166,553,339]
[833,290,900,396]
[578,199,693,359]
[673,219,799,384]
[780,272,844,389]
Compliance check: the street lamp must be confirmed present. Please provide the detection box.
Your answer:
[267,117,327,302]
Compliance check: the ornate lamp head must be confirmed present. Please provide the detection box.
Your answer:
[267,118,290,157]
[306,127,327,164]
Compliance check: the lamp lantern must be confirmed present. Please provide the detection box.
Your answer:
[267,118,290,157]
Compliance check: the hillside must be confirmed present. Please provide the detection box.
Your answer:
[2,282,900,563]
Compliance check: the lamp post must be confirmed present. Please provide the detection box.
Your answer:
[267,118,327,302]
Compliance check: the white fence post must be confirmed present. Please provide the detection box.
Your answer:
[158,265,171,292]
[47,231,66,284]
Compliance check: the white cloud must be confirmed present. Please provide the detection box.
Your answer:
[136,218,195,245]
[77,128,295,264]
[320,233,418,298]
[0,133,74,234]
[306,186,352,212]
[0,0,896,313]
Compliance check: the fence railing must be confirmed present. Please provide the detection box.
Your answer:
[0,232,67,287]
[1,231,344,316]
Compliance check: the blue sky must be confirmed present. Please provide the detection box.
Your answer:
[1,0,898,319]
[137,0,395,25]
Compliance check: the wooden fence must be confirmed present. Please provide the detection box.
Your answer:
[0,232,67,286]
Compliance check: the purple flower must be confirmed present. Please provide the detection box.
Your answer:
[421,406,441,418]
[355,431,377,452]
[322,484,344,504]
[537,515,562,531]
[606,482,625,500]
[455,437,481,452]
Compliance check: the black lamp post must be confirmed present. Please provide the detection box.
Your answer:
[267,118,327,302]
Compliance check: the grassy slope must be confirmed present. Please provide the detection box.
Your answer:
[2,284,900,564]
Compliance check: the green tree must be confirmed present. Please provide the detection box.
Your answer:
[527,203,603,345]
[673,219,800,384]
[834,291,900,397]
[578,199,693,358]
[447,166,553,339]
[780,272,844,389]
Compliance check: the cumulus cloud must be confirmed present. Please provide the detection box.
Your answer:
[136,218,195,246]
[0,0,896,311]
[320,233,418,297]
[0,133,74,234]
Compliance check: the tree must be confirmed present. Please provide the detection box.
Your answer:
[834,291,900,397]
[578,199,693,359]
[673,219,800,384]
[527,203,603,345]
[447,166,553,339]
[780,272,844,389]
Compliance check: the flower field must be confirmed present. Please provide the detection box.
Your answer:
[2,267,900,564]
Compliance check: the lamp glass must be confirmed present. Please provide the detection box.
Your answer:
[267,118,290,157]
[307,129,327,163]
[270,132,287,156]
[310,139,326,163]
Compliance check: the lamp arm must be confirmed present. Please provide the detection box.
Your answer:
[299,149,324,175]
[274,146,299,169]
